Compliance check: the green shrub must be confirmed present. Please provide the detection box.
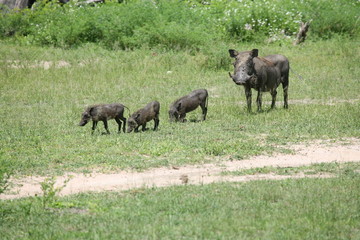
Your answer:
[296,0,360,39]
[0,0,359,49]
[0,7,32,37]
[194,0,303,42]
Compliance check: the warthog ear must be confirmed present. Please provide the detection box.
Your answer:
[250,49,258,58]
[228,49,238,58]
[88,107,95,116]
[176,102,182,111]
[135,113,141,121]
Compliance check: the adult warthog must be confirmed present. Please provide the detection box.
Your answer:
[228,49,289,112]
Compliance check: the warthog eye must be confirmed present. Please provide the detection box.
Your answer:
[82,113,90,119]
[246,62,254,75]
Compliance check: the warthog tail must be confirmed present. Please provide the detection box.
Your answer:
[124,105,131,117]
[290,67,303,81]
[205,92,209,111]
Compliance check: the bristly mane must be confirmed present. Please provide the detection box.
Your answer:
[257,57,275,66]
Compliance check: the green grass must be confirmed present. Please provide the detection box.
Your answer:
[1,38,359,176]
[1,38,359,239]
[1,3,359,238]
[1,174,359,239]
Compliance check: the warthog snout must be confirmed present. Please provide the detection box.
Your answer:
[126,117,138,133]
[229,64,253,85]
[229,71,249,85]
[79,113,91,126]
[168,109,179,122]
[78,121,87,126]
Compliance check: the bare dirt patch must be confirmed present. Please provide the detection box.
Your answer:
[4,60,71,69]
[1,138,359,200]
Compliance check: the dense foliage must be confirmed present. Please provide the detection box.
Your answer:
[0,0,359,50]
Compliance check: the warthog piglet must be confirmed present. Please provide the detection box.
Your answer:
[79,103,128,134]
[169,89,208,122]
[127,101,160,133]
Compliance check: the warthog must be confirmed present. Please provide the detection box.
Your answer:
[169,89,208,122]
[79,103,128,134]
[228,49,289,112]
[127,101,160,133]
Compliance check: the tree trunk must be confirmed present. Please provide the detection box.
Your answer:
[293,21,311,45]
[0,0,30,9]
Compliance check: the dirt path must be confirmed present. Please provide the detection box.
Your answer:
[2,139,359,200]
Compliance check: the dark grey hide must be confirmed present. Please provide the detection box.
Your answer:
[169,89,208,122]
[79,103,127,134]
[127,101,160,133]
[228,49,289,112]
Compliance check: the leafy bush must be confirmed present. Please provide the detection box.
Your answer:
[0,0,359,49]
[0,7,32,37]
[38,176,70,208]
[189,0,359,42]
[295,0,360,39]
[191,0,303,42]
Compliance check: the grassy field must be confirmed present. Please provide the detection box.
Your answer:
[1,38,359,176]
[1,35,360,238]
[1,1,359,238]
[0,167,359,239]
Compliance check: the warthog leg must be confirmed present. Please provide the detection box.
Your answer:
[271,89,277,109]
[103,120,110,134]
[117,116,126,133]
[245,87,252,112]
[121,116,127,133]
[200,103,207,121]
[282,74,289,109]
[92,121,98,134]
[256,90,263,112]
[115,118,123,133]
[154,118,159,131]
[142,123,148,131]
[283,84,288,109]
[179,113,186,122]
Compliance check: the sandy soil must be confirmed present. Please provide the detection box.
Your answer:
[1,138,359,200]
